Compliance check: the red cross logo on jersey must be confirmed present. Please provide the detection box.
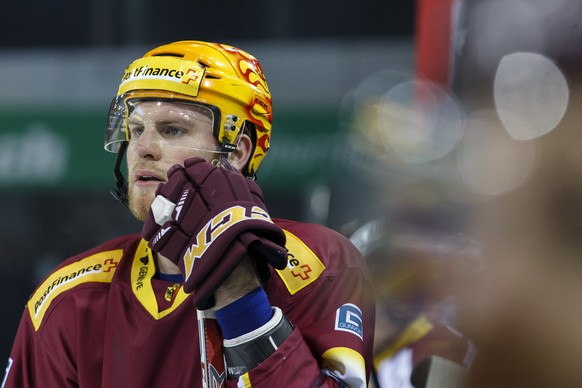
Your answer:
[291,264,312,280]
[102,258,119,272]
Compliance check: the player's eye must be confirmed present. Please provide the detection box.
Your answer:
[128,126,144,138]
[162,126,186,137]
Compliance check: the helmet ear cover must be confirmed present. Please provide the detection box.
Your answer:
[238,121,258,177]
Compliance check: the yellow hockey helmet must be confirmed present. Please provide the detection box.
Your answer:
[105,40,273,177]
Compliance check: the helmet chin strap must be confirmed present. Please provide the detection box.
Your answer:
[211,156,237,172]
[111,141,130,208]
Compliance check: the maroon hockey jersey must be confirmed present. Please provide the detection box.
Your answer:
[4,219,375,387]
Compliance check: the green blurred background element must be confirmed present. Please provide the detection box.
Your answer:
[0,108,345,191]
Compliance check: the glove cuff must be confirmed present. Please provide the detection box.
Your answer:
[223,307,294,379]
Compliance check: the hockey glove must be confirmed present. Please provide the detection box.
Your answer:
[142,157,288,308]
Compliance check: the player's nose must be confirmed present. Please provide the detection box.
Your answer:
[133,126,162,160]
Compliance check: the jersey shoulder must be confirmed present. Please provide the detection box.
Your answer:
[272,219,365,297]
[27,233,141,331]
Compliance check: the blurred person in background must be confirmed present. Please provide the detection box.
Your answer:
[351,219,478,388]
[455,87,582,388]
[437,1,582,387]
[3,40,375,387]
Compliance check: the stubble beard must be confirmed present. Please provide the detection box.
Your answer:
[128,183,155,222]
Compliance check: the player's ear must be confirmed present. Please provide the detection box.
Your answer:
[228,133,252,172]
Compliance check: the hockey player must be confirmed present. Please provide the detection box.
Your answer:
[3,41,375,387]
[350,220,476,387]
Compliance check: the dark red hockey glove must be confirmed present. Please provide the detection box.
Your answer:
[142,157,288,308]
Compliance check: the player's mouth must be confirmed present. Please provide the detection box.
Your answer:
[134,170,165,187]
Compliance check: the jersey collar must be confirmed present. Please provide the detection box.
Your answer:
[131,239,190,319]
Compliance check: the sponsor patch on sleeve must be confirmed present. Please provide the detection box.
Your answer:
[335,303,364,340]
[27,250,123,331]
[275,230,326,295]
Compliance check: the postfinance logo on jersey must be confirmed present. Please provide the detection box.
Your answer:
[276,230,325,295]
[27,250,122,331]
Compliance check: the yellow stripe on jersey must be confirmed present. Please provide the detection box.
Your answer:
[28,250,123,331]
[322,347,367,388]
[373,314,433,370]
[275,230,326,295]
[236,372,251,387]
[131,239,189,319]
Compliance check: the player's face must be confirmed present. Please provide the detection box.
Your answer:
[125,100,220,220]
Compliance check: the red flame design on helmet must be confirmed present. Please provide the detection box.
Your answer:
[218,44,273,123]
[256,133,270,154]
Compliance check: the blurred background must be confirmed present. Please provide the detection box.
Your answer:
[3,1,582,387]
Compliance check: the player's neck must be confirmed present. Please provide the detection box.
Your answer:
[156,253,181,275]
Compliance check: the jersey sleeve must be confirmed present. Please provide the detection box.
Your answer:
[3,240,126,388]
[3,306,78,388]
[286,267,375,387]
[229,327,349,387]
[249,224,376,388]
